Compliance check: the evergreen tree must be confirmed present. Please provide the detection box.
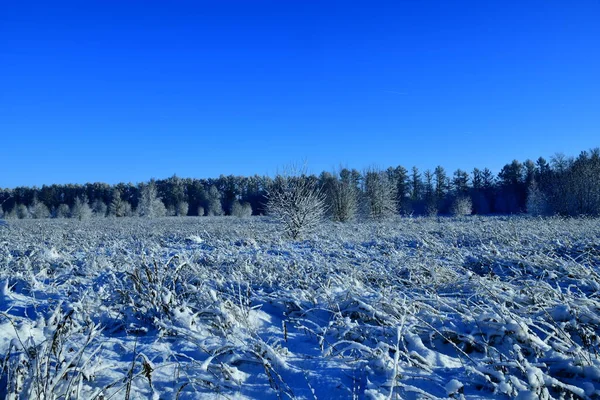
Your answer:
[137,180,166,218]
[71,196,92,220]
[363,168,396,220]
[206,185,223,216]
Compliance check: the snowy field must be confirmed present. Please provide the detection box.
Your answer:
[0,216,599,399]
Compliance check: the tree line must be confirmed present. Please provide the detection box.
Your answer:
[1,148,599,220]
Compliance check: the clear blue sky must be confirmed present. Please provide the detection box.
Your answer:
[1,0,599,188]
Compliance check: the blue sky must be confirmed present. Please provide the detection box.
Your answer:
[1,0,599,188]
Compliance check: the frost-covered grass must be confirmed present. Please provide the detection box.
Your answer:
[0,216,599,399]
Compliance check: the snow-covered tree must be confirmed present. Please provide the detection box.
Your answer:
[206,185,223,216]
[16,204,29,219]
[451,196,472,216]
[29,197,50,219]
[267,168,326,239]
[176,201,189,217]
[54,204,71,219]
[91,199,107,218]
[71,196,92,220]
[327,169,358,222]
[363,168,396,220]
[108,189,130,217]
[526,180,549,216]
[137,180,166,218]
[231,201,252,218]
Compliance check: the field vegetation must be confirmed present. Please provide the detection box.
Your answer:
[1,216,599,399]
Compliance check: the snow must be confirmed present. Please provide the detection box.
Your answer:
[0,216,599,399]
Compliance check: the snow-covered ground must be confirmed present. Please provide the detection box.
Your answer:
[0,216,599,399]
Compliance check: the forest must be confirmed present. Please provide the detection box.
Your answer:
[1,148,599,220]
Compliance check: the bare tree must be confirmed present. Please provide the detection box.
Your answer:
[328,169,358,222]
[267,167,327,239]
[362,168,397,220]
[450,196,472,217]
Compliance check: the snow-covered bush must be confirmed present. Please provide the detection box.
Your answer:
[231,201,252,218]
[108,189,132,217]
[91,199,108,217]
[176,201,189,217]
[451,196,472,216]
[29,199,50,219]
[137,180,166,218]
[71,196,92,220]
[267,172,326,239]
[53,203,71,218]
[329,174,358,222]
[206,185,223,216]
[16,204,29,219]
[527,180,550,216]
[363,168,397,220]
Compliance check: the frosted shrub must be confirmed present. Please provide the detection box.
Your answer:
[176,201,189,216]
[527,181,550,216]
[91,199,108,217]
[29,199,50,219]
[231,201,252,218]
[137,180,167,218]
[329,178,357,222]
[451,196,472,216]
[71,196,92,220]
[108,189,131,217]
[54,203,71,218]
[267,172,326,239]
[206,186,224,216]
[363,168,396,220]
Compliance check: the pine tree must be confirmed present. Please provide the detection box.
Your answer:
[206,185,223,216]
[71,196,92,220]
[137,180,166,218]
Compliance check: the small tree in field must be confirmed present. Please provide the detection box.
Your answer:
[329,169,358,222]
[29,198,50,219]
[231,201,252,218]
[16,204,30,219]
[54,204,71,219]
[71,196,92,220]
[267,168,327,239]
[526,180,549,216]
[138,180,166,218]
[92,199,107,218]
[108,189,132,217]
[176,201,189,217]
[363,168,396,220]
[451,196,472,217]
[206,186,223,216]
